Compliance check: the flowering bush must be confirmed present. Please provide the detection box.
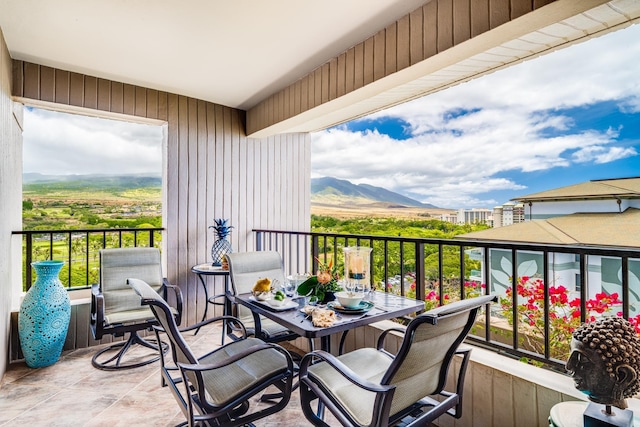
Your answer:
[385,272,484,311]
[499,276,630,360]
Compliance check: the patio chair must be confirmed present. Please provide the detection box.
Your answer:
[90,247,182,370]
[299,294,497,427]
[128,277,294,427]
[225,251,301,344]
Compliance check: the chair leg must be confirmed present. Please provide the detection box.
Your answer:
[92,330,168,370]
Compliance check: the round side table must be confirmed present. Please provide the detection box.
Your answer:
[191,264,230,341]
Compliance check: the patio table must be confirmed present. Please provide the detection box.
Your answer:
[233,291,424,353]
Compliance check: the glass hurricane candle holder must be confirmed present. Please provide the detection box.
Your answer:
[343,246,373,295]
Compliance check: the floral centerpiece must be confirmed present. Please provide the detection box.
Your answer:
[296,258,343,303]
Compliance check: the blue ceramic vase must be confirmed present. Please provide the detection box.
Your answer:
[18,260,71,368]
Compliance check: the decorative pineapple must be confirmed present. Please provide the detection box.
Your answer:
[209,218,233,266]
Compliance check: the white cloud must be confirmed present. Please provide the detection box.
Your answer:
[312,24,640,208]
[24,108,163,175]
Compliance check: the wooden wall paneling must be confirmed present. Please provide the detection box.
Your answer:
[254,137,263,250]
[364,37,375,86]
[300,75,308,112]
[397,15,410,71]
[135,86,146,117]
[222,107,233,236]
[453,0,471,45]
[354,42,364,90]
[493,369,514,426]
[11,60,23,97]
[471,362,493,426]
[409,8,424,66]
[424,1,438,59]
[536,386,561,427]
[97,78,110,111]
[165,93,179,287]
[39,66,55,102]
[511,0,533,20]
[373,31,386,81]
[213,104,224,235]
[146,89,158,120]
[320,64,329,104]
[337,52,346,98]
[84,76,97,109]
[386,22,397,74]
[490,0,511,29]
[68,72,84,107]
[111,81,124,114]
[437,0,454,53]
[345,48,355,93]
[230,109,242,250]
[471,0,491,37]
[313,68,321,108]
[195,99,208,316]
[176,95,191,324]
[328,58,338,101]
[54,70,69,105]
[157,90,168,122]
[513,376,538,426]
[23,62,40,100]
[122,83,135,116]
[242,135,253,254]
[294,79,301,116]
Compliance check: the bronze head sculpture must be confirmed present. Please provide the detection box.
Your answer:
[566,317,640,409]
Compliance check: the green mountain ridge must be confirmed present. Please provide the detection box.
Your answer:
[311,177,437,208]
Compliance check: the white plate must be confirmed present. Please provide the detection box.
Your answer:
[250,296,298,311]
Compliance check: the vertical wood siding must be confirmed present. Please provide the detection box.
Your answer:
[1,28,23,377]
[246,0,555,136]
[12,61,311,332]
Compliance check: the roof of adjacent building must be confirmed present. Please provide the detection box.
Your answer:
[513,177,640,203]
[457,208,640,248]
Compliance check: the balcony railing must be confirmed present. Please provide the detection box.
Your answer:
[12,227,163,291]
[254,228,640,370]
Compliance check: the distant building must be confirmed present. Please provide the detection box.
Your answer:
[439,208,493,225]
[492,202,524,227]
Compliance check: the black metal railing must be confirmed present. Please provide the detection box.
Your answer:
[254,228,640,370]
[12,227,163,291]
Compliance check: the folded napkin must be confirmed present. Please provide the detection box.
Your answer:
[311,308,336,327]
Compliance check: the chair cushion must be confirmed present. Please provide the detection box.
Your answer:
[308,348,393,426]
[104,305,178,326]
[199,337,289,406]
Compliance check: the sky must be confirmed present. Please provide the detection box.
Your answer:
[311,23,640,209]
[24,23,640,209]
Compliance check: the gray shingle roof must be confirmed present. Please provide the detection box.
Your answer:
[513,177,640,202]
[458,208,640,248]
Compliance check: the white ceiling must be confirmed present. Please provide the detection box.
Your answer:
[3,0,639,136]
[0,0,427,110]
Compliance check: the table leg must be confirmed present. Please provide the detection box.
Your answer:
[194,274,209,335]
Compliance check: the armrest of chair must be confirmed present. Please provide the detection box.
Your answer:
[163,278,183,325]
[90,283,105,337]
[299,350,394,395]
[376,326,406,355]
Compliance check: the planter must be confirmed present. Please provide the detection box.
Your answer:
[18,260,71,368]
[322,291,336,304]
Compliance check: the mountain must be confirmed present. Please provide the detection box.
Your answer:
[311,177,437,208]
[23,173,161,190]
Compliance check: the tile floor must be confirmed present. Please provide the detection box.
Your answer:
[0,324,331,426]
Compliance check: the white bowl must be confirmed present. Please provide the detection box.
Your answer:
[253,291,272,301]
[335,291,364,308]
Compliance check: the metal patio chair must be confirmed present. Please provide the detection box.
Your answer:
[128,277,294,427]
[90,247,182,370]
[299,294,496,427]
[225,251,301,344]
